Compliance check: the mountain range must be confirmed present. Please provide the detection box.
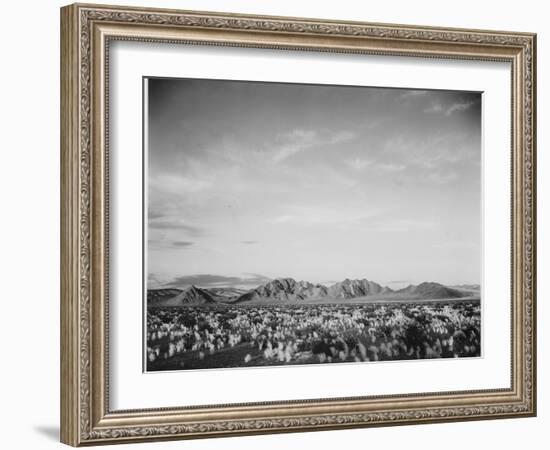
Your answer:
[147,277,473,307]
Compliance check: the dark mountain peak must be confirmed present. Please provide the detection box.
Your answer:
[278,277,296,282]
[327,278,384,299]
[271,277,297,288]
[182,285,216,302]
[148,284,216,306]
[235,277,327,303]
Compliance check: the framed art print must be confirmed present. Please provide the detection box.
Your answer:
[144,78,483,372]
[60,3,536,446]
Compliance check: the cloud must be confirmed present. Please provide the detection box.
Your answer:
[148,219,207,236]
[424,100,475,116]
[272,128,357,163]
[376,163,406,172]
[345,157,372,170]
[384,135,479,171]
[272,129,318,163]
[399,90,429,99]
[378,219,439,233]
[148,238,195,250]
[172,240,194,247]
[269,206,385,227]
[147,273,169,289]
[345,158,405,173]
[329,130,357,144]
[424,103,444,114]
[148,210,164,220]
[410,148,477,170]
[268,207,439,234]
[244,272,271,280]
[147,239,163,249]
[445,101,475,116]
[150,173,212,194]
[241,240,259,245]
[427,172,458,185]
[165,273,271,288]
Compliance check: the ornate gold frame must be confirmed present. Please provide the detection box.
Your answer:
[60,3,536,446]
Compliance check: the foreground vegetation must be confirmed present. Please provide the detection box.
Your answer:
[146,300,481,371]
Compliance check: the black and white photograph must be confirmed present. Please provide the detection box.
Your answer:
[144,77,482,372]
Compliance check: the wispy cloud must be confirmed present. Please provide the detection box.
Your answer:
[269,206,385,227]
[424,103,444,114]
[148,238,195,250]
[424,100,475,116]
[148,210,164,220]
[345,157,372,170]
[345,157,405,173]
[150,173,212,194]
[165,273,271,288]
[272,129,317,162]
[409,147,477,170]
[399,90,429,100]
[329,130,357,144]
[385,135,479,171]
[377,163,406,172]
[147,272,170,289]
[445,101,475,116]
[241,240,259,245]
[172,240,194,247]
[378,219,439,233]
[148,219,207,236]
[272,128,356,163]
[427,172,458,185]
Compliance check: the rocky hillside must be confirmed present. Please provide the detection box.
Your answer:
[235,278,328,303]
[327,278,389,299]
[148,285,217,306]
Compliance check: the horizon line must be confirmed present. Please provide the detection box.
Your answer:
[148,276,481,291]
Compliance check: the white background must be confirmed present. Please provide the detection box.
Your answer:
[0,0,547,449]
[111,42,511,409]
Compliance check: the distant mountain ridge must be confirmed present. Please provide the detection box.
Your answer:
[147,288,184,304]
[235,278,329,303]
[148,277,472,307]
[148,285,216,306]
[207,287,248,301]
[327,278,389,299]
[395,282,464,299]
[450,284,480,291]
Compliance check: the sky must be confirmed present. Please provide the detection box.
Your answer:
[146,77,481,290]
